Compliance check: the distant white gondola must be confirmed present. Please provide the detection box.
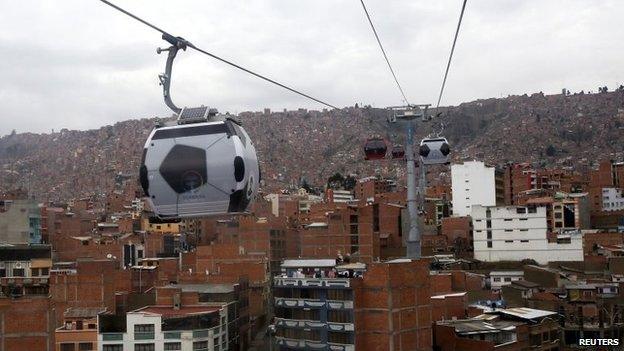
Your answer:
[140,113,259,218]
[419,137,451,165]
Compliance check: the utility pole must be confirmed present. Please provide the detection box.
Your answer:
[389,104,430,259]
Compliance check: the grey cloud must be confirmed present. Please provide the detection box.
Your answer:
[0,0,623,136]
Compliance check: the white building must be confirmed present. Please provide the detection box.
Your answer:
[489,271,524,291]
[332,190,354,203]
[451,161,497,217]
[471,205,583,264]
[99,304,228,351]
[602,187,624,211]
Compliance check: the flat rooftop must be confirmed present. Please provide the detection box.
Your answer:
[162,283,235,294]
[496,307,557,320]
[438,318,522,334]
[133,305,219,318]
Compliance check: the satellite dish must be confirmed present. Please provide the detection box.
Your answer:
[106,254,113,259]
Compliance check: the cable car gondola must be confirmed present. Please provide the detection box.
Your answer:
[139,35,259,219]
[391,145,405,159]
[364,138,387,160]
[419,137,451,165]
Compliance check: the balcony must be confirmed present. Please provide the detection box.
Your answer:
[329,342,356,351]
[275,318,354,331]
[102,333,123,341]
[134,332,154,340]
[275,318,326,329]
[0,277,48,286]
[193,329,209,338]
[164,331,181,339]
[274,277,350,288]
[274,297,353,310]
[327,322,354,332]
[275,337,354,351]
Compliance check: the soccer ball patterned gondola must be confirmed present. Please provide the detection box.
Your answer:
[419,137,451,165]
[139,118,259,218]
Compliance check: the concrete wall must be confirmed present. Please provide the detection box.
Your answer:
[472,205,583,264]
[451,161,496,217]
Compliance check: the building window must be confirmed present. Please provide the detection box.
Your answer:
[134,324,155,340]
[504,277,512,282]
[0,269,6,277]
[60,344,76,351]
[516,208,526,214]
[103,346,123,351]
[487,241,492,248]
[520,229,528,232]
[493,277,501,282]
[135,344,155,351]
[193,341,208,350]
[504,218,512,222]
[78,343,93,351]
[521,240,529,243]
[504,229,513,232]
[134,324,155,333]
[505,240,513,243]
[12,268,24,277]
[164,343,182,350]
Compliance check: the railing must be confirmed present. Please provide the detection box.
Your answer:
[164,331,181,339]
[328,342,356,351]
[193,329,209,338]
[275,336,327,350]
[274,318,354,332]
[274,297,353,310]
[102,333,123,341]
[0,277,48,285]
[274,277,350,288]
[274,337,355,351]
[134,332,155,340]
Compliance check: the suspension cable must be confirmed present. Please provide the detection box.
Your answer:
[99,0,338,109]
[435,0,468,111]
[359,0,410,106]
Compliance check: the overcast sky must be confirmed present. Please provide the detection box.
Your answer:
[1,0,623,136]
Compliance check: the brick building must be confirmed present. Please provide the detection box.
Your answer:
[272,258,432,351]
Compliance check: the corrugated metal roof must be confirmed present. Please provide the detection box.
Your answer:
[336,262,366,270]
[282,259,336,268]
[498,307,557,320]
[64,307,107,318]
[431,292,467,299]
[490,271,523,276]
[306,222,328,228]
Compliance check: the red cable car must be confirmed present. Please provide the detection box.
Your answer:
[391,145,405,159]
[364,138,387,160]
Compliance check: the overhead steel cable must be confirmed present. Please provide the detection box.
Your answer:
[99,0,338,110]
[359,0,410,106]
[435,0,468,111]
